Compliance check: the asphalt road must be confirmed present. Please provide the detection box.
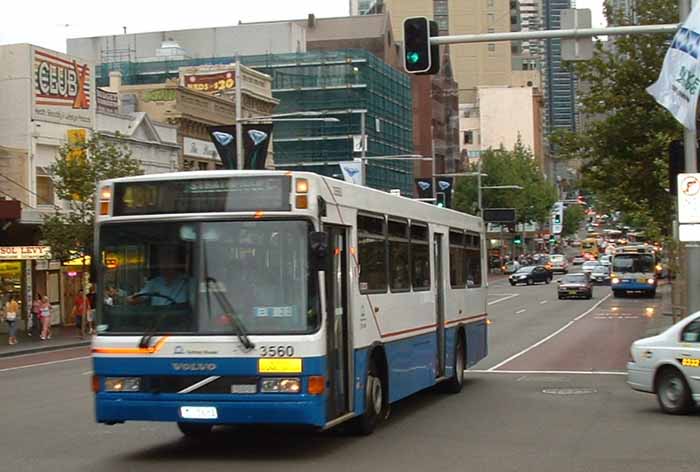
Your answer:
[2,277,697,472]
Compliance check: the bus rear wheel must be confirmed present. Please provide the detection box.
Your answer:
[443,333,465,394]
[351,357,384,435]
[177,422,213,438]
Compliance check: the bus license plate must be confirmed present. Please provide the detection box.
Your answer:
[637,278,647,283]
[180,406,218,419]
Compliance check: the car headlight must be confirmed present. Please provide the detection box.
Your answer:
[104,377,141,392]
[260,378,301,393]
[612,277,620,284]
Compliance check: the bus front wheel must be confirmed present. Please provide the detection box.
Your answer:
[177,422,213,438]
[351,358,384,435]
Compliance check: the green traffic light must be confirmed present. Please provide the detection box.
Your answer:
[407,52,421,64]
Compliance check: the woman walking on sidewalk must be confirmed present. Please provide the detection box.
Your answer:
[3,295,19,345]
[31,294,42,337]
[39,296,51,341]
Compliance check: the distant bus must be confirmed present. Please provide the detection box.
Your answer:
[91,170,488,436]
[611,245,657,298]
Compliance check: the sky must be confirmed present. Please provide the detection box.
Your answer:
[0,0,606,53]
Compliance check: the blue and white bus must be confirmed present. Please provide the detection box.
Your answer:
[91,171,488,436]
[611,245,657,298]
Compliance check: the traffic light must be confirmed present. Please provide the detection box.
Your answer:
[554,212,561,224]
[403,17,440,75]
[513,236,523,245]
[436,192,446,208]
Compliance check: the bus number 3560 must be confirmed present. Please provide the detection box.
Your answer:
[259,346,295,357]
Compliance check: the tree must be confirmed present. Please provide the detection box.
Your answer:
[42,133,142,336]
[454,140,558,226]
[562,204,586,237]
[550,0,680,240]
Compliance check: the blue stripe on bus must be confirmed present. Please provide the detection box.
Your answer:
[614,282,655,291]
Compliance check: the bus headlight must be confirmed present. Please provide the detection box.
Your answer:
[647,278,655,285]
[104,377,141,392]
[612,277,620,284]
[260,378,301,393]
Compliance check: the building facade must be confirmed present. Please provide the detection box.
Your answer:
[0,44,182,329]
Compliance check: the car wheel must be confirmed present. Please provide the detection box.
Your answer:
[510,281,516,286]
[177,422,213,438]
[558,295,563,300]
[656,368,693,415]
[526,279,534,286]
[613,291,621,298]
[545,277,552,284]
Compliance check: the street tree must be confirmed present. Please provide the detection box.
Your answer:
[562,204,586,237]
[42,132,142,335]
[550,0,680,240]
[454,140,558,226]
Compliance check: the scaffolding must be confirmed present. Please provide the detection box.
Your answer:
[96,50,414,194]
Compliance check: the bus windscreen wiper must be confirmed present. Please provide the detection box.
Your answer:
[204,276,255,351]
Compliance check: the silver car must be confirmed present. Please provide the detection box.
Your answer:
[628,311,700,414]
[548,254,568,273]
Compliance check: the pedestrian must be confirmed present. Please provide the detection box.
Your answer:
[72,289,89,338]
[86,285,96,335]
[31,294,42,337]
[40,296,51,341]
[3,295,19,345]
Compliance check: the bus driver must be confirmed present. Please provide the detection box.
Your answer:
[128,251,191,306]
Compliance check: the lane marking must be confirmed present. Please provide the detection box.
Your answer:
[540,300,548,305]
[487,293,613,371]
[0,356,90,373]
[0,345,89,360]
[488,294,519,305]
[515,309,527,314]
[468,369,626,376]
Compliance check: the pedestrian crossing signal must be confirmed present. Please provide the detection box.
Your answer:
[514,236,523,245]
[436,192,446,208]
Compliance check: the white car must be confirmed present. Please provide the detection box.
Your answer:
[628,311,700,414]
[581,261,599,276]
[572,255,586,265]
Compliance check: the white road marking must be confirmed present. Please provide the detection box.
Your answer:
[488,293,519,305]
[515,309,527,314]
[0,345,88,360]
[468,369,626,376]
[487,293,613,371]
[0,356,90,373]
[540,300,548,305]
[81,370,93,376]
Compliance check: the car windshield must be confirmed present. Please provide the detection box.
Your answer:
[515,266,534,274]
[612,254,655,273]
[592,266,608,274]
[562,274,588,284]
[96,220,320,335]
[583,262,598,268]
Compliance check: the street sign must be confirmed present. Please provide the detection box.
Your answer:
[678,173,700,223]
[561,9,593,61]
[483,208,516,223]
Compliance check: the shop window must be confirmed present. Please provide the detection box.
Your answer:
[36,176,54,206]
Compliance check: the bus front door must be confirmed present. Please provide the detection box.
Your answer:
[324,226,351,420]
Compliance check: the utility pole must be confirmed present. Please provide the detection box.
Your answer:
[235,56,243,171]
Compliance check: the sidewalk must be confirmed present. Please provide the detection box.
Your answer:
[644,282,675,338]
[0,325,90,358]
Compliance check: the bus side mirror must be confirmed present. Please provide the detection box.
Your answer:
[309,231,329,271]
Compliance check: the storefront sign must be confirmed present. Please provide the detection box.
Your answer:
[184,137,220,161]
[0,262,21,277]
[32,47,94,127]
[142,89,176,102]
[183,69,236,93]
[0,246,51,260]
[96,87,119,113]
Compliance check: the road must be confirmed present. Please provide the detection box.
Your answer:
[2,276,697,472]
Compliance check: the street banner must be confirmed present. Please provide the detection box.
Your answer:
[415,178,432,198]
[647,5,700,130]
[339,161,363,185]
[436,177,453,208]
[207,124,273,170]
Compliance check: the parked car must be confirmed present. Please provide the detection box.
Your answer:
[590,264,611,285]
[509,265,552,286]
[581,261,599,277]
[548,254,569,273]
[572,254,586,265]
[557,273,593,299]
[502,261,520,274]
[628,312,700,414]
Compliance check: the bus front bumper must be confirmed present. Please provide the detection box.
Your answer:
[95,395,326,427]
